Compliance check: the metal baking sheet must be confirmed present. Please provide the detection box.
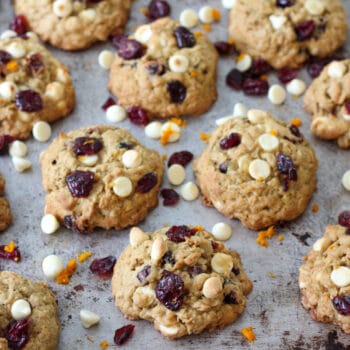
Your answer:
[1,0,350,349]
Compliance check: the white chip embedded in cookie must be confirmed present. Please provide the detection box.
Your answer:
[0,173,12,232]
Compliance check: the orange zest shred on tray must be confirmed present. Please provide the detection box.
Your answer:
[199,132,211,143]
[278,235,284,241]
[78,251,92,263]
[4,241,16,253]
[162,154,168,162]
[160,126,180,146]
[201,24,211,32]
[99,340,109,350]
[170,117,187,128]
[212,8,221,21]
[139,8,149,16]
[241,326,256,343]
[291,118,302,127]
[55,259,77,285]
[256,226,278,248]
[312,203,319,213]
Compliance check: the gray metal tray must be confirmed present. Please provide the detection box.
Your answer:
[1,0,350,349]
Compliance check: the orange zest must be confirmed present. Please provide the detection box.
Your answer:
[100,340,109,350]
[199,132,211,143]
[291,118,302,127]
[193,225,204,232]
[269,129,278,136]
[194,31,203,38]
[228,38,235,45]
[312,204,319,213]
[139,8,149,16]
[260,74,268,81]
[212,8,221,21]
[4,241,16,253]
[6,60,19,72]
[162,154,168,162]
[257,226,277,248]
[201,24,211,32]
[278,235,284,241]
[55,259,77,285]
[236,53,246,62]
[78,251,92,263]
[190,70,198,78]
[170,117,187,128]
[241,326,256,343]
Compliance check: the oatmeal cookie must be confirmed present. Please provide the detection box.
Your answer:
[112,225,252,339]
[13,0,131,50]
[299,223,350,333]
[0,35,75,139]
[228,0,347,69]
[0,174,12,232]
[40,125,164,233]
[193,109,318,230]
[304,59,350,148]
[0,271,60,350]
[108,17,218,119]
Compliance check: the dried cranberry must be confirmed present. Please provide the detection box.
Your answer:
[224,291,238,304]
[295,20,315,41]
[63,215,86,234]
[66,170,95,198]
[276,0,295,7]
[219,162,228,174]
[188,265,204,277]
[290,125,302,138]
[242,78,269,96]
[332,295,350,316]
[155,270,185,311]
[136,173,157,193]
[15,90,43,112]
[101,97,116,111]
[174,26,196,49]
[0,50,12,65]
[161,251,175,266]
[220,133,241,150]
[166,225,196,243]
[25,53,44,75]
[5,318,29,349]
[145,61,166,75]
[250,59,271,76]
[89,256,117,277]
[160,188,180,206]
[307,61,325,78]
[113,36,145,60]
[114,324,135,346]
[127,106,150,126]
[119,141,134,149]
[345,101,350,115]
[137,265,151,285]
[338,211,350,228]
[276,153,297,191]
[226,68,243,90]
[214,41,235,56]
[10,15,29,35]
[148,0,171,20]
[167,151,193,167]
[167,80,187,104]
[0,135,14,155]
[72,137,103,156]
[0,244,21,262]
[211,240,220,250]
[232,267,240,275]
[277,68,298,84]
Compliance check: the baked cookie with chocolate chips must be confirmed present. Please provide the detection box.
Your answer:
[304,59,350,148]
[0,174,12,232]
[299,213,350,333]
[0,34,75,139]
[0,271,60,350]
[193,109,318,230]
[13,1,131,50]
[112,225,252,339]
[228,0,347,69]
[108,17,218,119]
[40,125,164,233]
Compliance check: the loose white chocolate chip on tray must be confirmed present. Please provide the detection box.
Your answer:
[130,227,148,247]
[80,309,101,329]
[212,222,232,241]
[179,9,199,28]
[32,121,52,142]
[9,140,27,158]
[167,164,186,186]
[41,214,60,234]
[42,255,64,278]
[180,182,199,201]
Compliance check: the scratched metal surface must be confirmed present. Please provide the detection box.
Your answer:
[0,0,350,349]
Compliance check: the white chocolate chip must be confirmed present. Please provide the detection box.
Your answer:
[122,150,142,168]
[9,140,27,158]
[145,121,162,139]
[249,159,271,180]
[79,155,98,167]
[130,227,148,247]
[202,276,223,299]
[236,54,252,72]
[73,1,84,12]
[343,113,350,122]
[112,176,133,198]
[11,300,31,320]
[106,105,127,123]
[299,280,306,289]
[42,255,64,278]
[0,81,17,101]
[305,0,325,15]
[80,8,96,21]
[330,266,350,287]
[80,309,101,329]
[312,237,326,252]
[134,25,153,43]
[247,109,267,124]
[167,164,186,186]
[45,82,64,100]
[98,50,114,70]
[238,155,251,172]
[56,68,70,84]
[269,15,287,30]
[161,122,181,143]
[12,156,32,172]
[0,30,17,40]
[32,121,52,142]
[168,54,189,73]
[328,61,346,79]
[159,325,179,336]
[133,286,155,307]
[52,0,73,18]
[211,253,233,274]
[198,6,215,24]
[258,133,279,152]
[151,237,167,264]
[342,170,350,191]
[286,79,306,97]
[18,111,31,122]
[180,181,199,201]
[215,115,234,126]
[212,223,232,241]
[41,214,60,234]
[233,102,248,117]
[6,42,26,58]
[26,32,39,42]
[268,84,286,105]
[222,0,236,8]
[179,9,199,28]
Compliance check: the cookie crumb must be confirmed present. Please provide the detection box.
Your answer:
[241,326,256,343]
[312,203,319,213]
[99,340,109,349]
[256,226,277,248]
[78,251,92,263]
